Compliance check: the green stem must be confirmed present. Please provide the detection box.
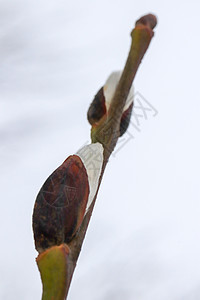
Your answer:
[37,245,71,300]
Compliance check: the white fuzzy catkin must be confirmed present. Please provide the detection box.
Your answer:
[103,71,134,112]
[76,142,104,212]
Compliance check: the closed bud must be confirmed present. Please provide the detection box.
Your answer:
[87,71,134,136]
[33,143,103,253]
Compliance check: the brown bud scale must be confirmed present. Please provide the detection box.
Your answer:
[87,87,106,125]
[120,102,133,136]
[33,155,89,252]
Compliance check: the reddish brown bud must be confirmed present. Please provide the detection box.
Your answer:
[33,155,89,253]
[135,14,157,30]
[87,87,106,125]
[120,102,133,136]
[87,71,134,136]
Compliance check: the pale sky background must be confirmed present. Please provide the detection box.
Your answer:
[1,0,200,299]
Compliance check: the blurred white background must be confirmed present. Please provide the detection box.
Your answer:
[1,0,200,299]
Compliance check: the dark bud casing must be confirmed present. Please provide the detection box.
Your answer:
[33,155,89,253]
[87,88,133,137]
[87,87,106,125]
[119,102,133,136]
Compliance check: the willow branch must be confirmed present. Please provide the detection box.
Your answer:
[34,13,157,300]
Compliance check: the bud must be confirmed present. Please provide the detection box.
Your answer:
[87,71,134,136]
[33,143,103,253]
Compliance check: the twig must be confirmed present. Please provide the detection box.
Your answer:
[34,13,157,300]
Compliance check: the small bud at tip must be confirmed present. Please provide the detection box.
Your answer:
[135,14,157,30]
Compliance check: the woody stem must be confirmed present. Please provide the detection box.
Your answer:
[66,13,157,299]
